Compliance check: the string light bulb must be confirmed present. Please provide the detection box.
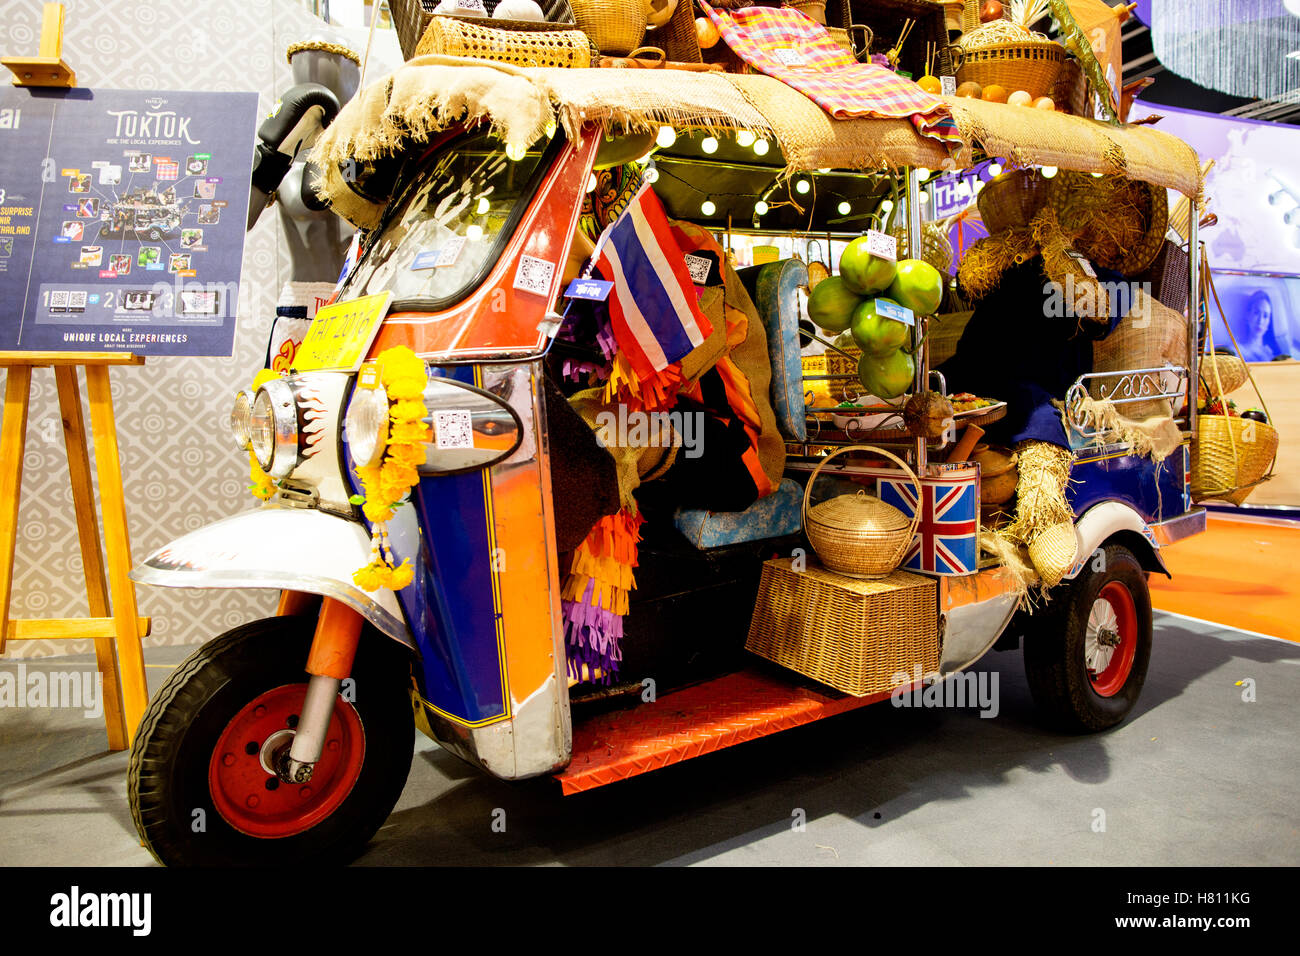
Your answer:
[642,159,659,184]
[838,201,851,215]
[586,173,597,193]
[755,200,769,216]
[701,199,717,216]
[656,126,676,149]
[476,197,490,215]
[796,179,811,194]
[1041,166,1058,179]
[752,138,770,156]
[701,136,719,154]
[736,130,756,147]
[505,142,527,162]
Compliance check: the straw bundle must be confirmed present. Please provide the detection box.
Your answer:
[1033,207,1110,325]
[957,229,1037,300]
[1003,439,1076,587]
[1046,171,1168,277]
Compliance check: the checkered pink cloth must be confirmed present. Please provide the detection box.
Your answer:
[700,2,959,144]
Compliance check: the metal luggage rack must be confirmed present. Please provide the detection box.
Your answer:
[1063,366,1191,442]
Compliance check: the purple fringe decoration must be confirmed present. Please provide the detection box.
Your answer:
[561,579,624,684]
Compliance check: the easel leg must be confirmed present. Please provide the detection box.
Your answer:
[0,366,33,655]
[55,366,128,750]
[84,365,148,743]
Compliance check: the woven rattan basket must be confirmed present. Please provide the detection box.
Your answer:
[391,0,577,59]
[803,446,921,579]
[891,221,954,274]
[415,15,594,67]
[1046,171,1169,277]
[1198,354,1249,403]
[977,168,1050,234]
[951,36,1064,99]
[746,557,939,697]
[1191,415,1279,506]
[570,0,647,55]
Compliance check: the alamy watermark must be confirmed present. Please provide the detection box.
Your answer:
[1043,275,1154,327]
[890,664,1000,719]
[593,406,705,459]
[0,664,104,719]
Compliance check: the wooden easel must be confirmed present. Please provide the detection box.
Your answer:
[1,6,147,750]
[1,355,151,750]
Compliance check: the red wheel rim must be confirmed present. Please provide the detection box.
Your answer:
[208,685,365,839]
[1087,581,1138,698]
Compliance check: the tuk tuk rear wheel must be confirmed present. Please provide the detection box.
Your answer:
[1022,544,1152,733]
[128,615,415,866]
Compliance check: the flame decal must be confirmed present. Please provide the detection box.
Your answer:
[296,385,330,459]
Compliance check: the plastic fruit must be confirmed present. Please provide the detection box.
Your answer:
[858,348,915,400]
[696,16,720,49]
[1008,90,1033,107]
[917,75,943,94]
[850,298,911,356]
[955,81,983,98]
[807,276,863,333]
[981,84,1008,103]
[838,236,898,295]
[1033,96,1056,110]
[886,259,944,316]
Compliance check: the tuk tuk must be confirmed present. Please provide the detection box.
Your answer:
[126,58,1208,865]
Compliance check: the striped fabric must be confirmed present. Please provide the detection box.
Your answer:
[593,183,713,380]
[699,2,959,144]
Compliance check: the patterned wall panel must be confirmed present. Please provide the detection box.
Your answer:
[0,0,372,657]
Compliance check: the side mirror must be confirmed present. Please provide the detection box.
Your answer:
[417,377,523,475]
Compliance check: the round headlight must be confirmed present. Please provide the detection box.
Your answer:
[344,384,389,469]
[249,379,299,478]
[229,388,254,450]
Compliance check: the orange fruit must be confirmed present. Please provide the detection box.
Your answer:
[917,74,943,94]
[1033,96,1056,110]
[982,84,1008,103]
[956,81,983,98]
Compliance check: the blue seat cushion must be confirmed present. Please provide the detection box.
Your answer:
[673,478,803,549]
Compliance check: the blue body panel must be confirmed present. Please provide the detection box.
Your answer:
[346,365,508,727]
[1068,445,1191,523]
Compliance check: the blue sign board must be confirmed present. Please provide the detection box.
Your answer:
[0,87,258,356]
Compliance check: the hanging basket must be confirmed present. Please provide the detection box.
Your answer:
[891,220,954,274]
[1197,353,1249,403]
[1190,415,1279,506]
[802,445,922,578]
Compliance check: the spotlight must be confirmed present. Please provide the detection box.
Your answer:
[1269,190,1290,206]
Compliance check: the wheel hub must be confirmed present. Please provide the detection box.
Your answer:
[1085,581,1139,698]
[207,684,364,839]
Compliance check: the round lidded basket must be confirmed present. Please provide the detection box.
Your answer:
[802,445,922,579]
[569,0,647,56]
[977,168,1050,234]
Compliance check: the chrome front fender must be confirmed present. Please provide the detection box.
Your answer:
[131,506,414,648]
[1064,500,1170,582]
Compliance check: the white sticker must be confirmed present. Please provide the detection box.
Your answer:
[1067,250,1098,278]
[940,75,957,96]
[452,0,487,12]
[684,253,712,285]
[435,409,474,450]
[436,236,466,267]
[513,254,556,297]
[863,229,898,262]
[773,48,808,67]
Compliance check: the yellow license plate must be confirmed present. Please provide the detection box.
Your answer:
[294,291,393,372]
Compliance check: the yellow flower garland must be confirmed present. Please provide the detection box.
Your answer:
[352,346,431,592]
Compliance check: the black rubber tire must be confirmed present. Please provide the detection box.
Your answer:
[128,616,415,866]
[1022,544,1153,733]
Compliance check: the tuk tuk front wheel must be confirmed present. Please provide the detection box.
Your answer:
[128,615,415,866]
[1022,544,1152,733]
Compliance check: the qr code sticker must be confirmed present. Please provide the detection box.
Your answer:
[49,290,69,309]
[435,409,473,450]
[68,291,88,310]
[684,253,712,285]
[513,254,555,297]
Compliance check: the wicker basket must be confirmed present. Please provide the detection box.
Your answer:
[391,0,578,60]
[951,38,1064,99]
[1198,354,1249,403]
[892,220,954,274]
[746,557,939,697]
[570,0,647,56]
[415,15,594,67]
[803,445,922,579]
[1191,414,1279,506]
[1050,57,1093,117]
[1046,171,1169,278]
[787,0,827,23]
[652,0,704,62]
[977,168,1050,234]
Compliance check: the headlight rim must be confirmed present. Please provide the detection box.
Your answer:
[251,378,300,479]
[343,382,390,470]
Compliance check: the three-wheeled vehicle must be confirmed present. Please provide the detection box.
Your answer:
[127,59,1208,865]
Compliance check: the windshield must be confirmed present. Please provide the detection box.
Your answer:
[339,130,557,309]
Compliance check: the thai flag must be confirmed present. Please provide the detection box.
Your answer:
[591,183,712,379]
[879,476,979,576]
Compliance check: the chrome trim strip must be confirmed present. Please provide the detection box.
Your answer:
[1151,507,1207,546]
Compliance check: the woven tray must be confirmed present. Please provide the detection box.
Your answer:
[747,557,939,697]
[391,0,578,60]
[415,15,594,67]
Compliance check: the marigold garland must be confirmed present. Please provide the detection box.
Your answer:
[352,346,431,592]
